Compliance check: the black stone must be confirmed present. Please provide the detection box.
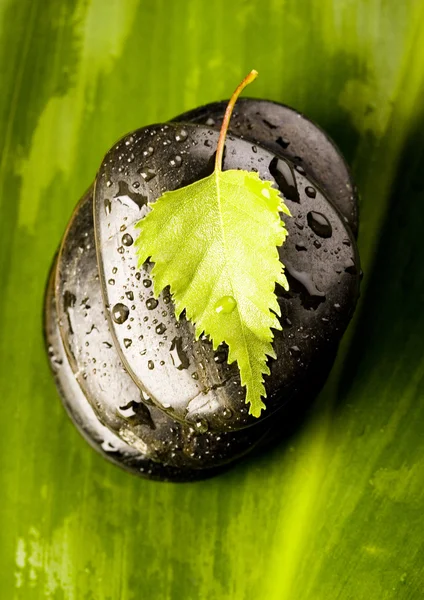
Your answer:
[93,122,360,432]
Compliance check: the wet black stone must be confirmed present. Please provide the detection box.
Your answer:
[45,101,361,480]
[93,122,360,432]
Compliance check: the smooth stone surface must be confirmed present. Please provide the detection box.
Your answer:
[94,122,360,431]
[174,98,358,236]
[54,188,268,473]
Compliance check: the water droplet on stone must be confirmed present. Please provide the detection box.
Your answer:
[146,297,158,310]
[108,278,115,285]
[307,211,333,238]
[148,360,155,370]
[214,347,228,364]
[175,129,188,142]
[122,233,133,246]
[344,258,357,275]
[123,338,132,348]
[269,157,300,202]
[195,418,209,433]
[104,199,112,215]
[305,186,316,198]
[106,180,112,188]
[215,296,237,314]
[314,240,322,249]
[290,345,301,357]
[112,303,129,324]
[140,168,156,182]
[170,155,182,168]
[191,372,199,380]
[295,165,306,175]
[117,246,125,254]
[170,337,190,370]
[155,323,166,335]
[112,267,118,274]
[142,146,154,158]
[143,279,152,288]
[276,136,290,149]
[222,407,234,419]
[295,242,307,252]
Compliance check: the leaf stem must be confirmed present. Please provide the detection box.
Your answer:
[215,70,258,172]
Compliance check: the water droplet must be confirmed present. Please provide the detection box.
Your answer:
[125,291,134,301]
[132,181,140,189]
[123,338,132,348]
[222,407,233,419]
[114,181,147,210]
[142,146,154,158]
[214,348,228,364]
[191,372,199,380]
[269,157,300,202]
[140,168,156,182]
[106,180,112,188]
[307,211,332,238]
[143,279,152,288]
[112,303,129,324]
[295,164,305,175]
[103,341,112,348]
[252,145,258,153]
[108,278,115,285]
[170,337,190,370]
[295,243,307,252]
[104,198,112,215]
[314,240,322,249]
[155,323,166,335]
[344,258,357,275]
[206,117,215,126]
[135,272,141,280]
[170,155,182,168]
[146,297,158,310]
[215,296,237,315]
[112,267,118,274]
[175,129,188,142]
[276,136,290,149]
[284,261,326,308]
[195,418,209,433]
[305,186,316,198]
[147,360,155,370]
[122,233,133,246]
[117,246,125,254]
[290,345,301,357]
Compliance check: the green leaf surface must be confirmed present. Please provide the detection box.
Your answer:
[1,0,424,599]
[136,169,290,417]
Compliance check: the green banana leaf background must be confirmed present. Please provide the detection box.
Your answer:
[1,0,424,597]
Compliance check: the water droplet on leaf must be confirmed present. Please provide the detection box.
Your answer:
[215,296,237,314]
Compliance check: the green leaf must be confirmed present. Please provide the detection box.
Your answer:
[135,169,290,417]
